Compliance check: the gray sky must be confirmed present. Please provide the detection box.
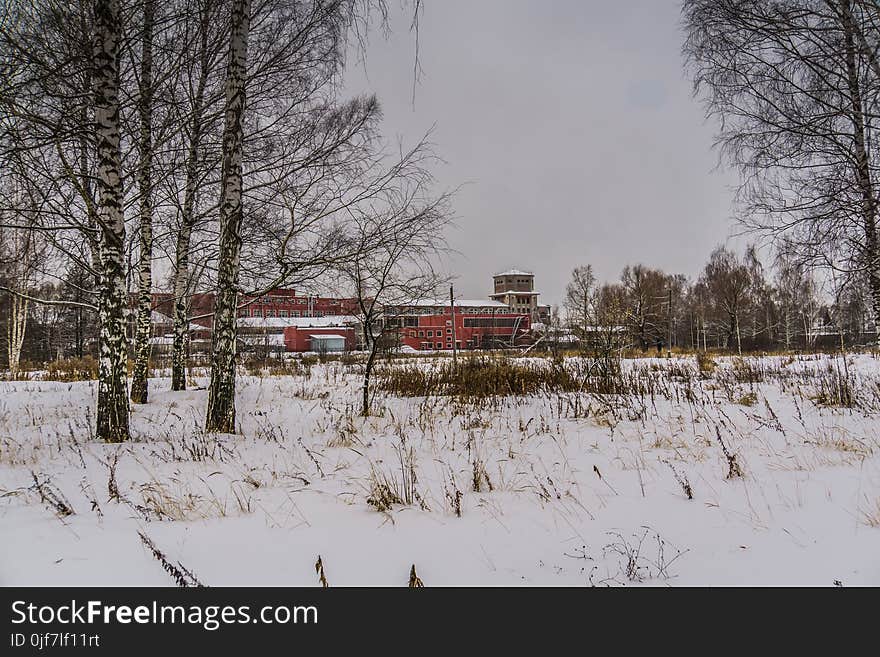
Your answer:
[341,0,739,307]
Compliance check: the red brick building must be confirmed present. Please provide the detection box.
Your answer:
[150,289,359,329]
[283,326,355,353]
[387,300,531,351]
[238,316,357,353]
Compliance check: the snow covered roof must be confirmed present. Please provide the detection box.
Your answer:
[403,299,509,309]
[240,334,286,345]
[490,290,540,296]
[309,334,347,340]
[237,315,358,329]
[494,269,533,277]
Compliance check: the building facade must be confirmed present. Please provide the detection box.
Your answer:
[387,299,531,351]
[149,289,358,330]
[237,316,358,353]
[490,270,550,323]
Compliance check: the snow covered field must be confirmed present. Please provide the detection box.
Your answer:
[2,353,879,586]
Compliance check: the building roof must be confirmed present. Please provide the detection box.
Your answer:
[490,290,541,296]
[237,315,358,329]
[309,334,347,340]
[402,299,510,309]
[493,269,533,277]
[240,334,286,345]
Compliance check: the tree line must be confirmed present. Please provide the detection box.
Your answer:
[560,243,875,355]
[682,0,880,340]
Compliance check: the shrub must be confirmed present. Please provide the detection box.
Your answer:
[377,356,582,398]
[695,352,716,375]
[44,356,99,381]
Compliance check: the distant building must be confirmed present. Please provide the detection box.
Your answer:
[148,289,359,330]
[141,289,359,355]
[386,299,531,351]
[489,270,550,323]
[237,315,358,353]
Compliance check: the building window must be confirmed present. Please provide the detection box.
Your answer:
[410,331,416,337]
[252,309,262,317]
[418,330,424,337]
[293,311,300,317]
[436,342,443,349]
[446,328,452,334]
[427,330,433,337]
[266,310,275,317]
[279,310,288,318]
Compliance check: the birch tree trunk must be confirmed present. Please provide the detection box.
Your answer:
[7,294,28,379]
[840,0,880,337]
[93,0,130,442]
[205,0,250,433]
[171,1,214,392]
[130,0,155,404]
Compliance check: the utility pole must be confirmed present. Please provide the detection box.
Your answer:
[450,285,458,366]
[667,286,673,355]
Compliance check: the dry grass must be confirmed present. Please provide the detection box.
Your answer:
[44,357,99,382]
[859,497,880,528]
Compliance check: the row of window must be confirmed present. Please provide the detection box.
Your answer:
[409,328,454,338]
[249,295,334,305]
[462,318,521,328]
[419,341,461,350]
[399,308,514,316]
[237,309,328,318]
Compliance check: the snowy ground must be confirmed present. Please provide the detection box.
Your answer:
[1,353,879,586]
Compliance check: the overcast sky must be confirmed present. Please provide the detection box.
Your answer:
[341,0,740,307]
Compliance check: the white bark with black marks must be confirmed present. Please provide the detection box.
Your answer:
[839,0,880,333]
[206,0,250,433]
[93,0,130,442]
[171,0,218,392]
[131,0,155,404]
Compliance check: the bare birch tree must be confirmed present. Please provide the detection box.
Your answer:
[205,0,250,433]
[93,0,130,442]
[167,0,228,392]
[1,225,40,378]
[564,265,596,340]
[130,0,156,404]
[683,0,880,334]
[339,184,450,417]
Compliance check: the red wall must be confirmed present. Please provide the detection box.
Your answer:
[239,290,357,319]
[283,326,356,352]
[149,289,358,329]
[397,312,530,350]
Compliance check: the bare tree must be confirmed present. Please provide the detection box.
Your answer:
[683,0,880,336]
[166,0,228,391]
[130,0,156,404]
[204,0,426,430]
[0,222,42,378]
[340,190,450,416]
[620,264,667,351]
[91,0,131,442]
[564,265,596,340]
[700,246,754,355]
[205,0,251,433]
